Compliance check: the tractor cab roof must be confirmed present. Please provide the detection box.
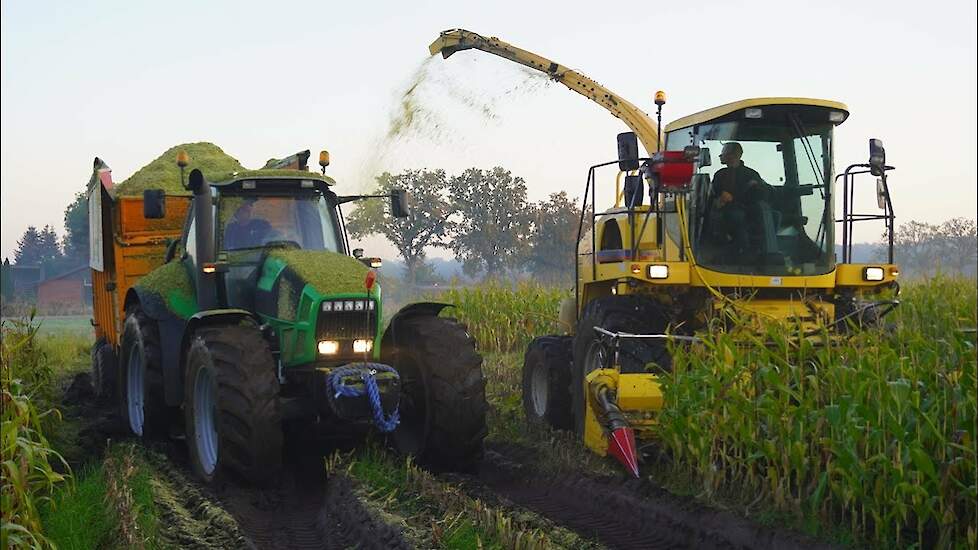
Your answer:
[213,169,336,187]
[665,97,849,132]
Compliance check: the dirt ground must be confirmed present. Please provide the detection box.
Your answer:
[59,372,838,550]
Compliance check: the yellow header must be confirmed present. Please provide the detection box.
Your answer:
[665,97,849,132]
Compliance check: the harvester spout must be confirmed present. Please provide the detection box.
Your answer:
[593,382,640,478]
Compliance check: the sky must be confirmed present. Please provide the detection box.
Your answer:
[2,0,976,261]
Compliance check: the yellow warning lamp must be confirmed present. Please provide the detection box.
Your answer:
[176,150,190,189]
[653,91,667,152]
[319,150,330,174]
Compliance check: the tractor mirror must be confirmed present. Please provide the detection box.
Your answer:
[876,179,887,210]
[617,132,640,171]
[390,189,411,218]
[143,189,166,219]
[869,138,885,176]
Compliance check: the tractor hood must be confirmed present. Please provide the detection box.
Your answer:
[266,249,371,295]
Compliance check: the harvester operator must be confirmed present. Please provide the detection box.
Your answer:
[710,142,771,257]
[224,199,273,249]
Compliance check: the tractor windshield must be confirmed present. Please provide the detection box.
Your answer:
[218,191,342,253]
[668,115,835,276]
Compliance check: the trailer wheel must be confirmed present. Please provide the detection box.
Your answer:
[184,324,282,486]
[522,335,573,430]
[91,338,117,402]
[571,296,672,435]
[382,315,487,471]
[119,306,167,438]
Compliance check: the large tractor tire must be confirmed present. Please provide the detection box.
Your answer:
[522,335,573,430]
[571,296,672,435]
[118,305,167,438]
[382,315,487,472]
[91,337,117,402]
[184,324,283,487]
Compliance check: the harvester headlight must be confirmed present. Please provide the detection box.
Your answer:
[318,340,340,355]
[744,108,763,119]
[829,111,846,123]
[352,339,373,354]
[863,266,885,281]
[647,264,669,279]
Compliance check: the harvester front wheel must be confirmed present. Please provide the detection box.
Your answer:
[118,306,167,438]
[92,338,117,401]
[522,335,573,430]
[383,315,487,472]
[184,324,283,486]
[571,296,671,435]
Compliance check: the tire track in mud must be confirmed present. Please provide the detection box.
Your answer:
[473,443,838,550]
[145,434,411,549]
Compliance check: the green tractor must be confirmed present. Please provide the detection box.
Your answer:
[91,149,487,485]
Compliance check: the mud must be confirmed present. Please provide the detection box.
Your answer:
[466,443,838,550]
[321,474,414,550]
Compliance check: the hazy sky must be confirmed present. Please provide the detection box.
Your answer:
[2,0,976,260]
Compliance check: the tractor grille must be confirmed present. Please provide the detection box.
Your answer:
[316,299,377,341]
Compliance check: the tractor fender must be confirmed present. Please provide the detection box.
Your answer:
[170,309,262,406]
[124,287,188,407]
[386,301,454,329]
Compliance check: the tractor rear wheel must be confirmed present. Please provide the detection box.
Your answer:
[522,335,573,430]
[91,337,117,402]
[184,324,282,486]
[118,306,167,438]
[382,315,487,472]
[571,296,672,435]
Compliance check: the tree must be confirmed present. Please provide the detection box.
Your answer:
[63,190,89,266]
[13,226,44,266]
[936,217,977,273]
[448,167,532,279]
[1,258,12,304]
[346,170,452,285]
[525,191,580,285]
[37,225,63,269]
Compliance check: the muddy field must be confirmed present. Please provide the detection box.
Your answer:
[60,373,836,550]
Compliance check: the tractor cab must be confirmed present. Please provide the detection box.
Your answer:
[664,100,849,276]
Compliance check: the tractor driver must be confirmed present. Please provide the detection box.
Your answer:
[224,198,274,249]
[710,142,771,257]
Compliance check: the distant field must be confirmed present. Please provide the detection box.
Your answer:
[1,314,93,339]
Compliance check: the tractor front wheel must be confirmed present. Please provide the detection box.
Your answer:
[184,324,282,486]
[383,315,487,472]
[522,335,573,430]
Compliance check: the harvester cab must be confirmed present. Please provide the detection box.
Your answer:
[88,147,488,486]
[430,29,900,476]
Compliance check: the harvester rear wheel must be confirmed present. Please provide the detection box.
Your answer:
[382,315,487,472]
[118,306,167,438]
[91,337,117,402]
[184,324,283,486]
[522,335,573,430]
[571,296,671,435]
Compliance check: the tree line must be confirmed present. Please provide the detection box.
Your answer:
[7,191,88,276]
[346,167,581,285]
[882,217,977,277]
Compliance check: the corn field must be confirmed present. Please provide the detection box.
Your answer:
[440,283,567,353]
[656,276,977,548]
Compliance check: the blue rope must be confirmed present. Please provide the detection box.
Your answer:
[328,364,400,432]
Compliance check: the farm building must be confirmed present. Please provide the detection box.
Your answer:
[36,265,91,313]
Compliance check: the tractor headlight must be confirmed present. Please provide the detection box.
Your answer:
[318,340,340,355]
[863,266,885,281]
[647,264,669,279]
[322,299,375,312]
[352,339,373,353]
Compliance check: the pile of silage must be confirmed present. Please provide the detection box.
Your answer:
[113,142,244,196]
